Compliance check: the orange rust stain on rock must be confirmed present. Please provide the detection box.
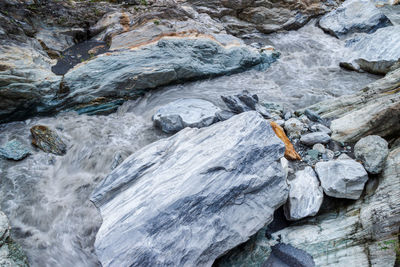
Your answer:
[270,121,301,161]
[120,13,131,32]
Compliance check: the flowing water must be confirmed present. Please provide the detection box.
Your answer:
[0,21,380,266]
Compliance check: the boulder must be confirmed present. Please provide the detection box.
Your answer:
[216,110,235,121]
[284,118,306,139]
[221,90,259,113]
[30,125,67,155]
[300,132,331,146]
[153,98,221,133]
[91,111,288,267]
[340,25,400,75]
[284,167,323,221]
[354,135,389,174]
[315,158,368,199]
[62,37,278,111]
[319,0,392,38]
[0,139,30,160]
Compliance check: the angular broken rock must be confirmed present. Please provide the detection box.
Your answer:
[284,167,323,221]
[315,158,368,199]
[0,139,30,160]
[270,121,301,161]
[152,98,221,133]
[90,111,288,267]
[221,90,271,118]
[354,135,389,174]
[30,125,67,156]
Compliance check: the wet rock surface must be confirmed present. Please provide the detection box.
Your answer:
[30,125,66,155]
[354,135,389,174]
[91,112,288,267]
[153,98,221,133]
[262,243,315,267]
[0,139,30,160]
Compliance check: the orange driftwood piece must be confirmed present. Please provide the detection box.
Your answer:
[270,121,301,161]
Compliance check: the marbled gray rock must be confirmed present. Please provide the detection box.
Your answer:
[0,139,30,160]
[340,25,400,74]
[315,158,368,199]
[354,135,389,174]
[284,167,323,221]
[91,111,288,267]
[284,118,306,139]
[304,109,322,122]
[300,132,331,146]
[221,90,259,113]
[319,0,392,38]
[216,110,235,121]
[153,98,221,133]
[312,143,326,154]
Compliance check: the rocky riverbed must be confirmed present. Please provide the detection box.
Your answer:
[0,0,399,266]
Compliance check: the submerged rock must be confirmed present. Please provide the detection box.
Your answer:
[91,111,288,267]
[0,139,30,160]
[319,0,392,38]
[153,98,221,133]
[284,167,323,221]
[30,125,67,155]
[354,135,389,174]
[300,132,331,146]
[315,157,368,199]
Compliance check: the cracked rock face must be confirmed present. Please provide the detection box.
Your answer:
[315,157,368,199]
[91,111,288,267]
[153,98,221,133]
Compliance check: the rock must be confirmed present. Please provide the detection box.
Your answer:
[216,110,235,121]
[217,146,400,266]
[322,149,335,161]
[284,167,323,221]
[91,111,288,267]
[63,38,278,112]
[262,243,316,267]
[284,118,306,139]
[310,123,331,135]
[30,125,67,155]
[0,139,30,160]
[221,90,259,113]
[315,157,368,199]
[354,135,389,174]
[153,98,221,133]
[340,25,400,75]
[306,68,400,143]
[300,132,331,146]
[312,143,326,154]
[270,121,301,161]
[319,0,392,38]
[304,109,322,122]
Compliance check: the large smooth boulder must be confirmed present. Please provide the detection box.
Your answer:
[354,135,389,174]
[340,25,400,75]
[319,0,392,38]
[153,98,221,133]
[62,37,278,110]
[315,157,368,199]
[91,111,288,267]
[284,167,323,221]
